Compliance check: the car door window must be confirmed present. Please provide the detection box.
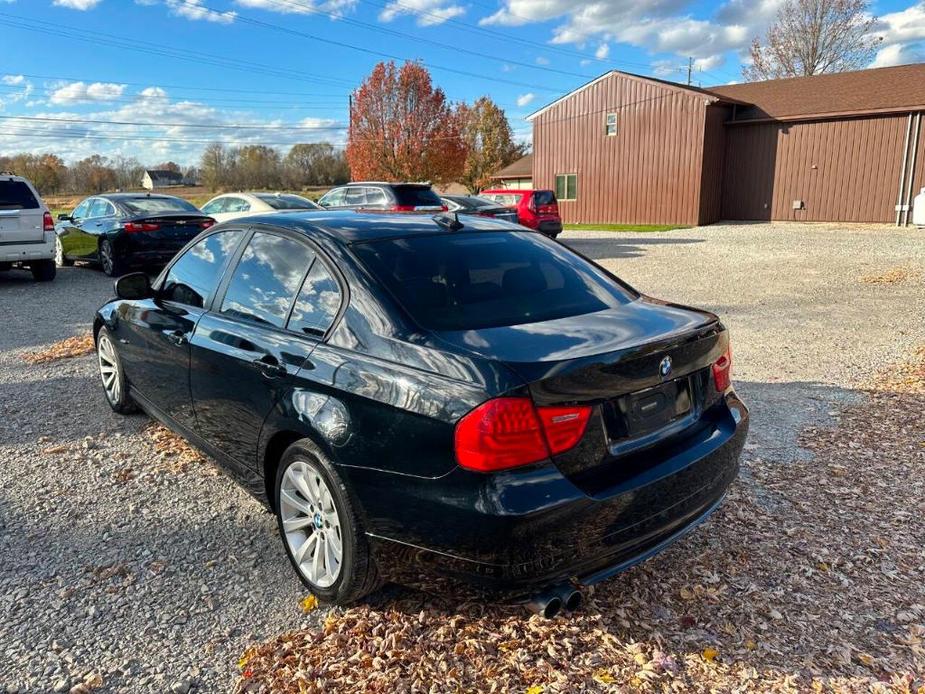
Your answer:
[220,232,315,328]
[365,187,387,206]
[161,230,245,308]
[87,199,115,219]
[344,188,366,206]
[288,259,342,336]
[201,198,227,215]
[224,197,251,213]
[72,200,91,220]
[319,188,345,207]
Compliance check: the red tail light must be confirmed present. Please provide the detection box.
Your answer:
[43,212,54,231]
[123,222,161,233]
[455,397,592,472]
[390,205,415,212]
[440,205,449,212]
[200,219,215,229]
[712,344,732,392]
[538,204,559,215]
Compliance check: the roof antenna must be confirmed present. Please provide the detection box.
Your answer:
[435,210,465,232]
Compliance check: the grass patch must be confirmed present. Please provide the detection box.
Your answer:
[564,223,687,232]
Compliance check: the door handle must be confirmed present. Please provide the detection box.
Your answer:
[166,330,188,346]
[253,356,286,378]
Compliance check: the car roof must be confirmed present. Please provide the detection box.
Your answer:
[102,193,186,201]
[239,209,522,243]
[342,181,431,187]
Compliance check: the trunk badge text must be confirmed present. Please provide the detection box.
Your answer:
[659,356,673,379]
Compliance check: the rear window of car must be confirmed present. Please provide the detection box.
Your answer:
[392,185,443,208]
[256,193,318,210]
[480,193,522,207]
[121,197,199,215]
[352,232,634,331]
[533,190,556,206]
[0,180,40,210]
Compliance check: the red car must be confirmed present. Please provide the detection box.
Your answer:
[479,189,563,238]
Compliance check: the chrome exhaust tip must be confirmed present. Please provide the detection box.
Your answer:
[556,585,582,611]
[525,592,562,619]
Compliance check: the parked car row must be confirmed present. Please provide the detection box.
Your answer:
[1,175,565,282]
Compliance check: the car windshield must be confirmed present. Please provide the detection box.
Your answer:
[480,193,521,207]
[0,180,40,210]
[121,197,200,215]
[255,193,318,210]
[352,231,634,331]
[392,185,443,207]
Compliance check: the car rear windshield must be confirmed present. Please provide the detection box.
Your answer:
[256,193,317,210]
[352,231,634,331]
[480,193,522,207]
[533,190,556,206]
[121,197,200,215]
[392,185,443,208]
[0,180,40,210]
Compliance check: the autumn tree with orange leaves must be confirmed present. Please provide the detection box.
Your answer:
[346,61,466,185]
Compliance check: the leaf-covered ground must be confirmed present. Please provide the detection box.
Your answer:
[235,350,925,693]
[23,332,94,364]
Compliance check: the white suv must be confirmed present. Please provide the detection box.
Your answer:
[0,172,56,281]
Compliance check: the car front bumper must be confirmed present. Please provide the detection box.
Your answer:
[357,391,748,592]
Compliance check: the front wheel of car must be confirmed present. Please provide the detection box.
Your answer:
[55,237,74,267]
[275,440,381,605]
[96,328,138,414]
[100,239,123,277]
[30,259,56,282]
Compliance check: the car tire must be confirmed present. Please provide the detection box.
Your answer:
[100,239,123,277]
[96,327,138,414]
[275,440,381,605]
[30,259,56,282]
[55,237,74,267]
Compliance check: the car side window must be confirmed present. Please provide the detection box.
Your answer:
[86,199,106,218]
[365,187,387,205]
[288,259,342,336]
[220,232,315,328]
[72,200,91,219]
[224,197,250,213]
[161,230,245,308]
[344,188,366,206]
[201,199,226,215]
[319,188,345,207]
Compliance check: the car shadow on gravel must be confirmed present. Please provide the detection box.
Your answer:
[561,236,705,261]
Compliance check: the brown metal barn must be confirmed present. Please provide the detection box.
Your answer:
[526,65,925,226]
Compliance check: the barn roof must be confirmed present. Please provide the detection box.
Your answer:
[706,63,925,121]
[145,169,183,183]
[492,154,533,179]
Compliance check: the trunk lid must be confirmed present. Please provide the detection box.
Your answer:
[124,214,212,244]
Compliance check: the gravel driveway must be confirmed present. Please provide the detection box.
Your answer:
[1,222,923,693]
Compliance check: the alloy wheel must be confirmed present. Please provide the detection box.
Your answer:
[97,334,122,405]
[279,461,343,588]
[100,242,113,275]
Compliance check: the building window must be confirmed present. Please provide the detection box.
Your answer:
[555,174,577,201]
[605,113,618,136]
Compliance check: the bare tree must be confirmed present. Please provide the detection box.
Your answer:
[744,0,881,81]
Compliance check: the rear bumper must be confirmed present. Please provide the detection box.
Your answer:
[0,235,54,263]
[362,391,748,591]
[537,220,563,236]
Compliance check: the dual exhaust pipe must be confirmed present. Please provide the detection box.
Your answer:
[525,583,582,619]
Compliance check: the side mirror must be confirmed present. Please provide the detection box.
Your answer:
[58,213,72,221]
[114,272,152,300]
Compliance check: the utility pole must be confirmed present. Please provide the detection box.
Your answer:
[686,57,694,86]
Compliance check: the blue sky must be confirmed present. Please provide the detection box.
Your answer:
[1,0,923,165]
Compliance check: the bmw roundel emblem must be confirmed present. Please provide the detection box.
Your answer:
[659,356,673,379]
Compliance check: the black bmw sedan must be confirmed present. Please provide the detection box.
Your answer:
[93,211,748,614]
[56,193,215,276]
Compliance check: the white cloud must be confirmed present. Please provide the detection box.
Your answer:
[53,0,103,8]
[379,0,464,26]
[166,0,236,23]
[516,92,535,107]
[50,82,127,105]
[0,87,346,166]
[869,5,925,68]
[595,42,610,59]
[2,74,25,86]
[535,55,550,65]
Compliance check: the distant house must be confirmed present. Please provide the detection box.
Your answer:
[526,64,925,226]
[142,169,185,190]
[490,154,533,190]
